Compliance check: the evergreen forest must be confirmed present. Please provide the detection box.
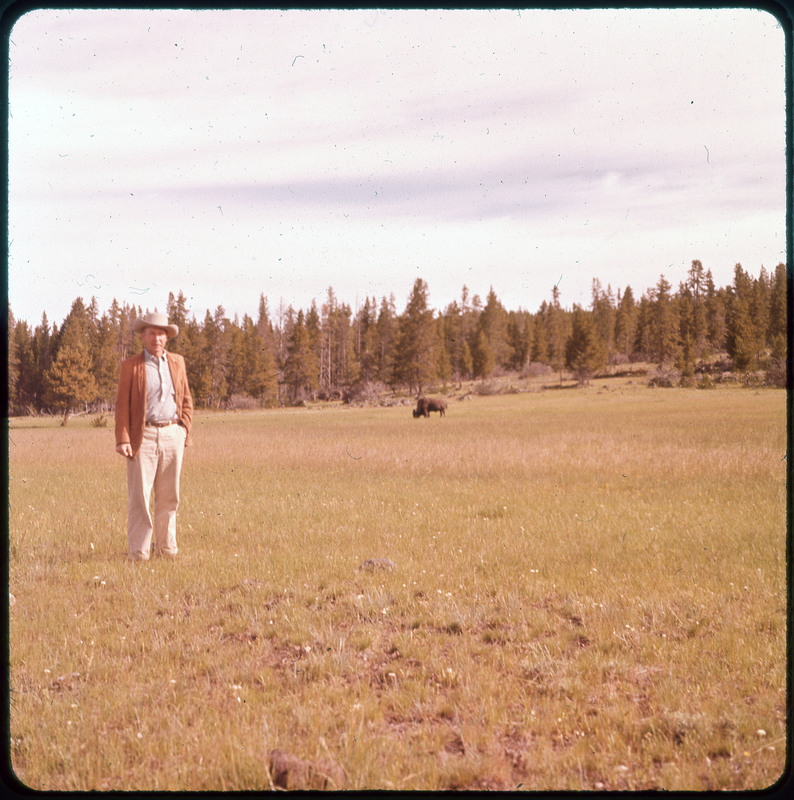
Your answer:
[6,260,789,421]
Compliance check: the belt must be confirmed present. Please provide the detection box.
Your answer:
[147,420,178,427]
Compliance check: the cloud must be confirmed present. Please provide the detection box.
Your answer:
[7,7,786,326]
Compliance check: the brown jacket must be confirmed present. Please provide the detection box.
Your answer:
[115,351,194,458]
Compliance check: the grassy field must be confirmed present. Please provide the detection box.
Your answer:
[7,384,789,791]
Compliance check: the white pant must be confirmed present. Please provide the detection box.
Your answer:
[127,423,186,559]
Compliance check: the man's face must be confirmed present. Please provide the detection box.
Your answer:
[141,326,168,357]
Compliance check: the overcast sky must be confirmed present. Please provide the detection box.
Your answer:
[7,7,787,327]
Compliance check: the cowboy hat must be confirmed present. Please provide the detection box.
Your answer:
[133,311,179,338]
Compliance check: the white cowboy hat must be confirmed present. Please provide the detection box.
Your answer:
[133,311,179,338]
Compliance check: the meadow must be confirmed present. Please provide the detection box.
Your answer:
[7,383,789,791]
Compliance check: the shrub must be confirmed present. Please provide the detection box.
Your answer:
[226,394,259,411]
[741,371,765,388]
[476,379,502,396]
[521,362,552,378]
[765,361,787,388]
[648,367,681,388]
[696,374,715,390]
[344,380,388,405]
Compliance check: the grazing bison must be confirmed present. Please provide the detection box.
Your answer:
[413,396,447,418]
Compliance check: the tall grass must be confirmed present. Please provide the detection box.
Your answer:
[8,386,787,790]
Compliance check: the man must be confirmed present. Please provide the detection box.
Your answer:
[115,311,193,561]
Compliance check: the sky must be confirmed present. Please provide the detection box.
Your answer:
[6,7,788,327]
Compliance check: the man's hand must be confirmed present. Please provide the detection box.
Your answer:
[116,443,133,458]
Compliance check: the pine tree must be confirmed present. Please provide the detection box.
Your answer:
[109,299,136,361]
[479,287,513,369]
[590,279,616,360]
[166,291,194,361]
[442,300,464,381]
[91,312,120,405]
[10,318,34,414]
[686,260,708,357]
[55,298,93,355]
[390,279,438,393]
[678,333,696,379]
[306,299,323,389]
[44,344,98,424]
[460,340,473,380]
[566,305,607,385]
[458,285,479,371]
[632,294,652,360]
[471,326,495,379]
[649,275,679,366]
[614,286,637,359]
[283,309,319,403]
[256,294,272,341]
[7,304,19,405]
[704,270,727,356]
[331,300,359,388]
[254,294,279,388]
[376,295,398,384]
[179,315,204,398]
[239,314,278,405]
[225,319,248,398]
[675,283,697,378]
[355,297,380,383]
[196,307,231,407]
[767,263,788,365]
[192,365,213,408]
[725,264,757,371]
[546,286,568,382]
[31,313,55,409]
[531,304,548,364]
[435,316,453,386]
[506,311,531,371]
[275,301,294,368]
[316,291,355,393]
[751,267,771,366]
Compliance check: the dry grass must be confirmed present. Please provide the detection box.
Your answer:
[7,384,788,790]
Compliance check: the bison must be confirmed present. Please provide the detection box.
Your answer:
[413,396,447,418]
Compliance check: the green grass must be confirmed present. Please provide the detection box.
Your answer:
[7,386,788,790]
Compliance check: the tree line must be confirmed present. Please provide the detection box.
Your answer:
[6,260,788,420]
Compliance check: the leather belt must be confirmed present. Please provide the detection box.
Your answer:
[147,420,178,427]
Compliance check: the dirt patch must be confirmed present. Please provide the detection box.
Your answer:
[444,731,466,755]
[359,558,398,573]
[221,631,258,644]
[48,672,84,693]
[267,748,345,789]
